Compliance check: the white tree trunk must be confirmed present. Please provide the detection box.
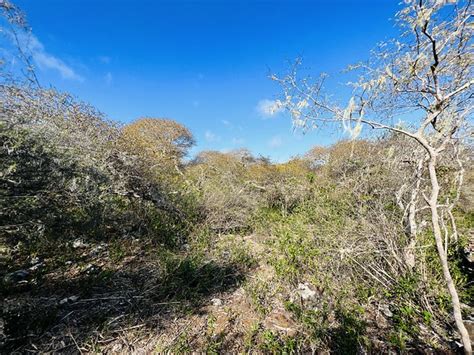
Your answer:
[427,155,471,354]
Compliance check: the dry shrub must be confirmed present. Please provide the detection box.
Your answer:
[186,149,316,232]
[251,158,313,214]
[186,150,265,232]
[261,137,472,349]
[0,86,191,252]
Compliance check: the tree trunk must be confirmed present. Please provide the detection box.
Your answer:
[405,159,424,269]
[427,155,471,354]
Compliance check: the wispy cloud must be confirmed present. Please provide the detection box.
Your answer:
[205,130,220,142]
[268,135,283,148]
[256,99,283,118]
[25,34,83,81]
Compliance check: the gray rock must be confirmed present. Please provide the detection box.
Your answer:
[3,269,29,284]
[380,304,393,318]
[296,283,317,301]
[72,239,87,249]
[211,298,223,306]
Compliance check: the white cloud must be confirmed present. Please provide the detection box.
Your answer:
[256,99,283,118]
[222,119,231,126]
[24,34,83,81]
[205,130,220,142]
[268,135,283,148]
[104,72,113,85]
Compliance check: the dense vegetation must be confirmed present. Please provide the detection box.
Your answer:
[1,0,472,353]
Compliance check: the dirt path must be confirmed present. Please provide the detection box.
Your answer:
[1,234,300,353]
[95,234,298,353]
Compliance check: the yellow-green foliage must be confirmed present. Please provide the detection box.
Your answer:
[121,117,195,183]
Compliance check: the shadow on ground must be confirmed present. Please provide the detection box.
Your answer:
[1,248,246,353]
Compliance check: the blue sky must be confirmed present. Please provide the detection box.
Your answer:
[15,0,400,162]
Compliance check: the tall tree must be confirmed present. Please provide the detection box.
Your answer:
[121,117,195,177]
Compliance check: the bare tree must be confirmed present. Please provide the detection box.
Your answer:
[0,0,40,86]
[273,0,473,352]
